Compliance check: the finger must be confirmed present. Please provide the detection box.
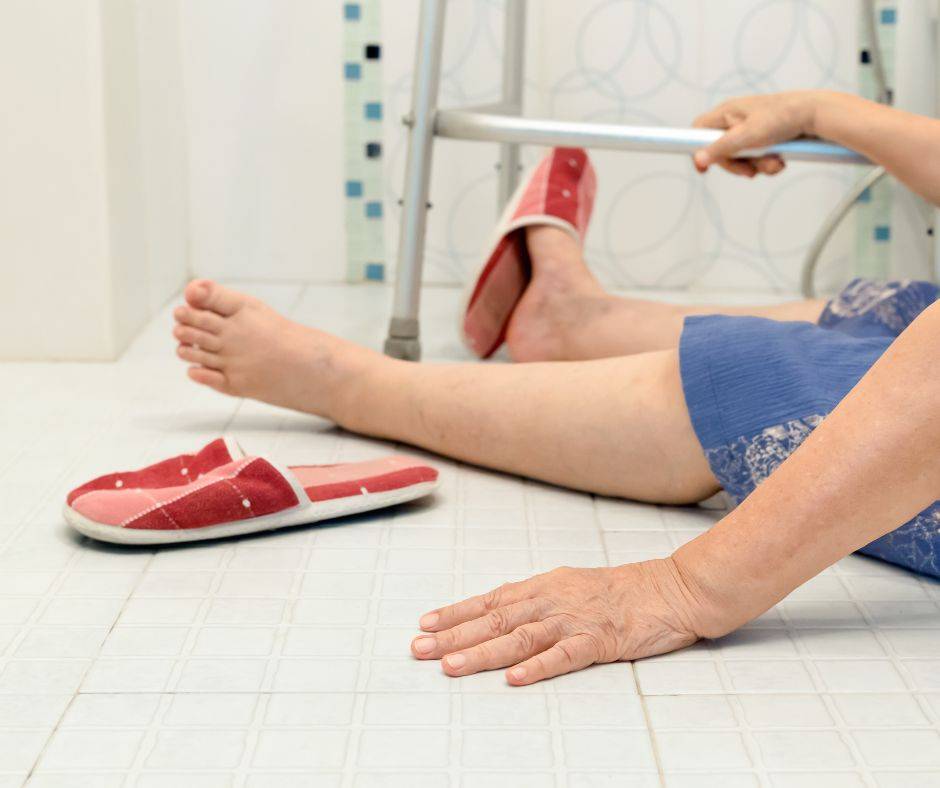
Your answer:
[755,155,785,176]
[507,633,602,686]
[172,324,222,352]
[412,598,548,660]
[437,618,566,676]
[692,103,734,130]
[418,578,534,632]
[694,123,763,170]
[717,158,758,178]
[174,306,224,334]
[177,343,223,370]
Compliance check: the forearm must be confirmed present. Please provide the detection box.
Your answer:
[809,90,940,206]
[673,300,940,636]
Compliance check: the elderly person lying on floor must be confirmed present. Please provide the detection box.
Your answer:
[172,89,940,686]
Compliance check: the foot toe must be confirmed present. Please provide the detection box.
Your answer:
[174,305,224,333]
[173,325,222,352]
[186,365,228,392]
[185,279,245,317]
[177,343,223,370]
[184,279,212,308]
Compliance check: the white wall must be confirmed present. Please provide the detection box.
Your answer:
[136,0,191,315]
[180,0,346,282]
[0,0,188,360]
[178,0,862,293]
[1,0,115,359]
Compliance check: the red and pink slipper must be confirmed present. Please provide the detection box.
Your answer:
[461,147,597,359]
[64,438,439,545]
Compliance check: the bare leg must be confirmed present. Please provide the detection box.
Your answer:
[173,281,718,504]
[506,226,827,362]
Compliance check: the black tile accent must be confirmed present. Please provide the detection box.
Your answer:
[860,49,871,64]
[366,142,382,158]
[365,43,381,60]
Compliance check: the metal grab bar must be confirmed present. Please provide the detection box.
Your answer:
[434,109,870,165]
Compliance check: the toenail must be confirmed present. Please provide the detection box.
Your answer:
[445,653,466,670]
[562,188,571,198]
[419,613,439,629]
[413,637,436,654]
[510,666,527,681]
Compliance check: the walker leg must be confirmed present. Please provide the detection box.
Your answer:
[384,0,447,361]
[497,0,526,208]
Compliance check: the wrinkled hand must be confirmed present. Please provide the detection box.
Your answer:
[692,91,821,178]
[411,559,705,686]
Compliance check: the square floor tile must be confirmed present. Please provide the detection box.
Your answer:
[252,729,350,769]
[358,729,449,768]
[563,729,656,769]
[656,730,752,770]
[754,730,856,769]
[462,729,553,768]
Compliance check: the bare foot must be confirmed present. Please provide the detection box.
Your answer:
[172,280,380,420]
[504,225,609,362]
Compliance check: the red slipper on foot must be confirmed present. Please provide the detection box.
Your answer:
[461,147,597,359]
[64,443,439,545]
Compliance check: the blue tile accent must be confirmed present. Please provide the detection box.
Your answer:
[365,263,385,281]
[344,3,361,21]
[857,188,871,203]
[344,62,361,80]
[874,225,891,241]
[365,201,383,219]
[345,180,363,198]
[880,7,896,24]
[364,102,382,120]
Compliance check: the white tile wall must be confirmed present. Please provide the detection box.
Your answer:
[0,284,937,787]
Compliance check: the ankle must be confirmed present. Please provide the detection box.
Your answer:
[525,225,582,264]
[505,309,567,362]
[329,351,402,431]
[506,290,616,362]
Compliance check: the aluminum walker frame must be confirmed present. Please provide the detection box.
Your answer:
[383,0,868,360]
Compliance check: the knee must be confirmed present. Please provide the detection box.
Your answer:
[627,349,721,505]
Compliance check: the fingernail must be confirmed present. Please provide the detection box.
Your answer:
[693,151,708,167]
[419,613,439,629]
[510,666,527,682]
[444,653,466,671]
[413,637,436,654]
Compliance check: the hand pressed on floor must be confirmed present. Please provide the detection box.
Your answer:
[411,559,709,686]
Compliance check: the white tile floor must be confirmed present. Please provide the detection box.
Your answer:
[1,283,939,788]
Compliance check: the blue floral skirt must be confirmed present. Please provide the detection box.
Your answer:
[679,278,940,578]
